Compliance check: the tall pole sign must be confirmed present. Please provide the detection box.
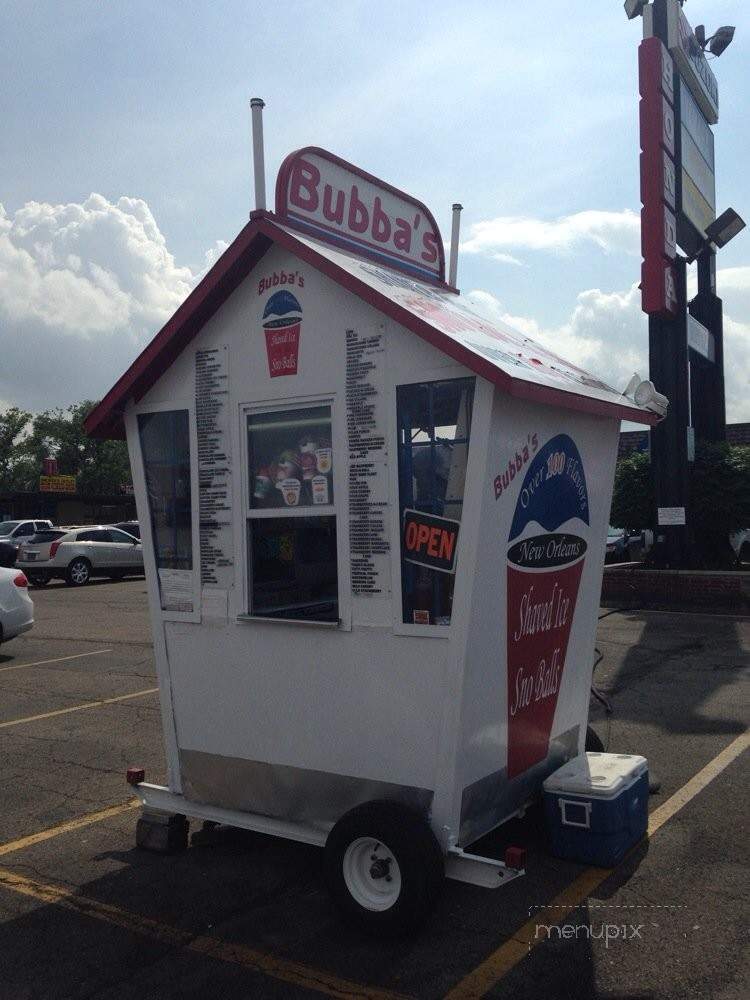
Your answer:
[635,0,730,567]
[639,36,678,317]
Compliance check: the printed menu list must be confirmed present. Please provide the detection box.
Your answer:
[345,328,390,597]
[195,347,234,591]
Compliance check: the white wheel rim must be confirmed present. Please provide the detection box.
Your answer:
[72,563,88,583]
[342,837,402,911]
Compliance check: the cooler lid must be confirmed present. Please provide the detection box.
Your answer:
[543,752,648,799]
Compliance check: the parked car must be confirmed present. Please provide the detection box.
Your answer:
[0,566,33,643]
[16,526,144,586]
[0,541,18,568]
[113,520,140,540]
[605,526,630,563]
[0,519,53,558]
[730,529,750,566]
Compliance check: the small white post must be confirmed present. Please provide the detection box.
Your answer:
[448,203,463,287]
[250,97,266,213]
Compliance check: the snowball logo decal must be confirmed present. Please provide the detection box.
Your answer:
[262,290,303,377]
[506,434,589,779]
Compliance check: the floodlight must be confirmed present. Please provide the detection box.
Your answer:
[624,0,648,19]
[705,209,746,249]
[633,380,669,417]
[708,26,735,57]
[694,25,706,48]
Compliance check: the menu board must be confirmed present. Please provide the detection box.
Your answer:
[345,327,390,597]
[195,347,234,591]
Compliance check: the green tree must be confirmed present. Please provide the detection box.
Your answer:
[610,450,654,531]
[0,406,34,491]
[4,401,132,496]
[610,443,750,568]
[689,442,750,567]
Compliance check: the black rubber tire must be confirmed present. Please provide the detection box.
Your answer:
[66,558,91,586]
[27,573,50,586]
[585,726,605,753]
[324,800,444,937]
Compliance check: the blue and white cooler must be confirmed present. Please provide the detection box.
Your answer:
[543,753,649,867]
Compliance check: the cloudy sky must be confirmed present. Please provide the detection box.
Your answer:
[1,0,747,421]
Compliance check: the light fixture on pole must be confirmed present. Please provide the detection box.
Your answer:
[693,24,735,57]
[685,209,745,264]
[624,0,648,19]
[705,209,745,249]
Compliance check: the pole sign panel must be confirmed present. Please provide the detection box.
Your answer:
[275,147,445,285]
[639,36,678,317]
[687,314,715,362]
[664,0,719,125]
[679,85,716,237]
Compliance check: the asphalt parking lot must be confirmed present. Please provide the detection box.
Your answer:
[0,579,747,999]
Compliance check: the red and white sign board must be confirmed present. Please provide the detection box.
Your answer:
[639,36,678,318]
[275,147,446,285]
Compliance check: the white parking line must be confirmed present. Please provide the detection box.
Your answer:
[0,688,159,729]
[0,649,113,675]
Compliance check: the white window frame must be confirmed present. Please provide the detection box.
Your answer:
[130,398,202,624]
[387,364,489,639]
[239,394,351,629]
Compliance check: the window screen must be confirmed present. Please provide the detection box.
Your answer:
[397,378,474,626]
[249,516,338,622]
[246,404,337,622]
[138,410,192,571]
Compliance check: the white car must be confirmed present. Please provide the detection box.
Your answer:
[0,519,53,550]
[17,526,144,587]
[0,566,34,643]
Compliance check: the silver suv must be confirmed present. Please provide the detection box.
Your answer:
[17,526,144,586]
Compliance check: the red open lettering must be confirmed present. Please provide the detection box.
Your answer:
[426,527,441,557]
[416,524,431,551]
[439,530,455,562]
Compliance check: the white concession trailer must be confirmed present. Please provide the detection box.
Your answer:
[86,140,660,934]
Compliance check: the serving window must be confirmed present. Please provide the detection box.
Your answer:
[396,378,475,626]
[246,404,338,622]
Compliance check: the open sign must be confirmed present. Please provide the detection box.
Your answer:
[402,509,460,574]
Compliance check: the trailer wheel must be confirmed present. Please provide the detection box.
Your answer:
[324,800,444,937]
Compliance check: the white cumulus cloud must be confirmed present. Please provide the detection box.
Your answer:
[460,209,640,263]
[0,194,199,410]
[466,272,750,424]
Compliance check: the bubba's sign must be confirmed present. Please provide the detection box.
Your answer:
[275,147,445,285]
[402,509,459,574]
[639,36,678,318]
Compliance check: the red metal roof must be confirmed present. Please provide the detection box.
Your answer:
[85,211,659,440]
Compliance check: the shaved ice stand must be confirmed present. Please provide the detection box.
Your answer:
[86,129,659,933]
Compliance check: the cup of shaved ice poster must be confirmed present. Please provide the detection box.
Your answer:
[506,434,589,778]
[262,290,302,377]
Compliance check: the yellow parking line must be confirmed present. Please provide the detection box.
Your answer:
[0,800,140,858]
[0,687,158,729]
[444,729,750,1000]
[647,729,749,835]
[0,866,409,1000]
[0,649,112,674]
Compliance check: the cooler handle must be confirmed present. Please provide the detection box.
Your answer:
[559,798,592,829]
